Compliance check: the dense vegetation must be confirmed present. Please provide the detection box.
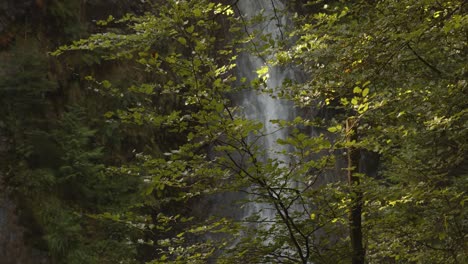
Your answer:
[0,0,466,263]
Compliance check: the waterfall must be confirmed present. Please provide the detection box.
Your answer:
[235,0,298,225]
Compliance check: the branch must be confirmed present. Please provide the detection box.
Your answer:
[270,0,285,40]
[233,1,268,64]
[406,42,443,76]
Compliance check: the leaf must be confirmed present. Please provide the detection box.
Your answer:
[256,65,269,77]
[353,86,362,94]
[358,103,369,114]
[438,232,446,240]
[193,8,202,17]
[102,80,112,88]
[103,111,114,118]
[340,98,349,106]
[362,88,369,97]
[186,25,195,33]
[215,102,224,113]
[327,125,341,133]
[177,37,187,46]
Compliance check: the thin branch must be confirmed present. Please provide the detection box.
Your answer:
[270,0,285,40]
[233,1,268,64]
[406,42,443,76]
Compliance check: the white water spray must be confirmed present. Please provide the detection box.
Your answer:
[236,0,297,225]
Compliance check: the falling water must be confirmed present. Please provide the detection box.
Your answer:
[235,0,297,224]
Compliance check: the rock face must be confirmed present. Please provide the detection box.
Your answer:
[0,196,28,264]
[0,2,36,258]
[0,138,24,262]
[0,1,141,261]
[0,198,48,263]
[0,0,35,47]
[0,128,43,263]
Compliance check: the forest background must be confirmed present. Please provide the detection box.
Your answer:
[0,0,466,263]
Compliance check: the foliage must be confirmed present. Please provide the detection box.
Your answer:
[0,1,150,262]
[52,0,468,262]
[280,0,468,262]
[2,0,467,263]
[8,106,142,263]
[53,0,244,262]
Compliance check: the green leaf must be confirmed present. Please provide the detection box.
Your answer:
[177,37,187,46]
[362,88,369,97]
[256,65,269,76]
[327,125,341,133]
[186,25,195,33]
[102,80,112,88]
[353,86,362,94]
[358,103,369,114]
[215,102,224,113]
[438,232,446,240]
[340,98,349,106]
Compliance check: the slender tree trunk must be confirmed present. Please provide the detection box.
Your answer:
[346,117,365,264]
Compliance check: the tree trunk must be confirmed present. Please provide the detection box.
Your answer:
[346,117,365,264]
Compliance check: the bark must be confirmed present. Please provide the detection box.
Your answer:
[346,117,365,264]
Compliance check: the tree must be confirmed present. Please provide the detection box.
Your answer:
[14,0,466,263]
[281,0,467,262]
[54,1,246,262]
[1,0,151,262]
